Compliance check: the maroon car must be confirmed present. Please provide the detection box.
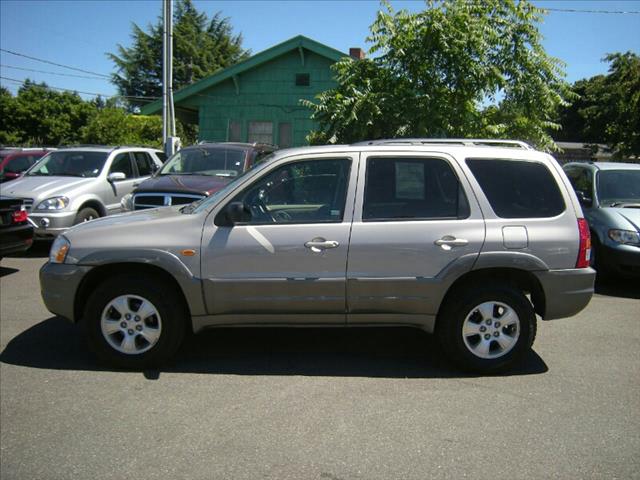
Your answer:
[124,143,276,211]
[0,148,53,183]
[0,196,33,259]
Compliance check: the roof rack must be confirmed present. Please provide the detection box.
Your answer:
[197,141,278,148]
[58,144,112,149]
[113,145,159,150]
[352,138,533,150]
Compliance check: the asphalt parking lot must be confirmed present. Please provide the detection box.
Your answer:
[1,243,639,480]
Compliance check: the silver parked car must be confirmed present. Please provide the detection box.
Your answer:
[0,146,165,237]
[40,139,595,372]
[563,161,640,277]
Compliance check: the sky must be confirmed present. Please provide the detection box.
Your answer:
[1,0,639,101]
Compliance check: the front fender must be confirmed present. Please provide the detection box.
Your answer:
[75,249,206,316]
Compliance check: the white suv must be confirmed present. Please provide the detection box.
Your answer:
[0,146,165,238]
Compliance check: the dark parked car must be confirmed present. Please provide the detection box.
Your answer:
[0,148,53,182]
[563,161,640,277]
[121,142,276,211]
[0,196,34,259]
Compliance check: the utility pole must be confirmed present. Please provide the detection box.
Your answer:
[162,0,179,157]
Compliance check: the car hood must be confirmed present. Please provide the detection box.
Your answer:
[135,174,231,195]
[592,206,640,232]
[0,176,95,201]
[63,206,206,266]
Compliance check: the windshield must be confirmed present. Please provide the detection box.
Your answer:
[597,170,640,205]
[27,151,108,177]
[159,147,246,178]
[182,153,277,214]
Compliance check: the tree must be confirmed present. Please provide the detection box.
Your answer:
[557,52,639,157]
[80,107,196,147]
[0,80,97,146]
[109,0,248,109]
[304,0,573,151]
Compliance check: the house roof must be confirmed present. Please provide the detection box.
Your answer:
[140,35,346,115]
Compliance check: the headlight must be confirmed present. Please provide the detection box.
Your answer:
[121,193,133,211]
[608,229,640,246]
[49,235,70,264]
[36,196,69,210]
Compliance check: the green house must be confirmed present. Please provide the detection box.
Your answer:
[141,35,348,147]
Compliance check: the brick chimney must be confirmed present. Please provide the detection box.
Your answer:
[349,47,365,60]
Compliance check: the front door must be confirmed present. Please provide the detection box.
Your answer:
[347,152,485,322]
[105,152,139,213]
[200,153,358,323]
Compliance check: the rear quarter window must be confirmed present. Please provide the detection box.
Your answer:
[466,158,565,218]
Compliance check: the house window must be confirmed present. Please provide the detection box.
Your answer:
[248,121,273,144]
[228,120,242,142]
[279,123,292,148]
[295,73,310,86]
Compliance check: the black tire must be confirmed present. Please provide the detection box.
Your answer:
[436,285,537,373]
[73,207,99,225]
[83,274,187,369]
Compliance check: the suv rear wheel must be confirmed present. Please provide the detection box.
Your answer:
[437,286,536,373]
[84,274,186,368]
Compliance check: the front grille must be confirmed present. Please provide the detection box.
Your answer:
[133,193,204,210]
[22,198,33,212]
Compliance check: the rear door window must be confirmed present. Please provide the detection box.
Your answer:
[363,157,470,221]
[466,159,565,218]
[133,152,154,176]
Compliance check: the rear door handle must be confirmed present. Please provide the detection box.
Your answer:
[434,236,468,250]
[305,238,339,252]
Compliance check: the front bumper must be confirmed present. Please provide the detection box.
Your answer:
[29,211,76,238]
[533,267,596,320]
[40,262,92,322]
[0,223,34,256]
[599,242,640,277]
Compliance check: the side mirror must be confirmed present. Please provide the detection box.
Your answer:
[107,172,126,182]
[216,201,251,226]
[576,191,593,208]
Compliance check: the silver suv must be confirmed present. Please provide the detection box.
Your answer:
[40,139,595,372]
[0,146,164,238]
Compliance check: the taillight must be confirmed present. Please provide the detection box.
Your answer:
[11,207,28,224]
[576,218,591,268]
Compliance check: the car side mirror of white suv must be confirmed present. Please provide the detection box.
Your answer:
[107,172,126,182]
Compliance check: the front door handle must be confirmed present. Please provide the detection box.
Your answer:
[305,238,339,253]
[434,236,469,250]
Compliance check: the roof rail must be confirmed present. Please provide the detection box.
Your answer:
[352,138,534,150]
[197,141,279,149]
[57,144,113,149]
[113,144,159,150]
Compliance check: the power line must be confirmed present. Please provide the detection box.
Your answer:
[0,48,111,79]
[544,7,640,15]
[0,64,109,81]
[0,75,158,102]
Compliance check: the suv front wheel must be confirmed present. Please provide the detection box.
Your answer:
[437,286,537,373]
[84,275,186,368]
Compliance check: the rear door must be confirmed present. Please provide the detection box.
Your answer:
[347,152,485,322]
